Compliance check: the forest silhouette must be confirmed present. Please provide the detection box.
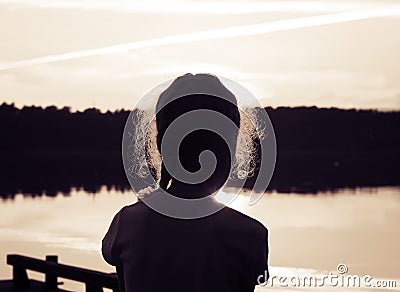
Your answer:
[0,103,399,199]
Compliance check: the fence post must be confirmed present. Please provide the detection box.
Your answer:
[13,265,30,289]
[45,255,58,289]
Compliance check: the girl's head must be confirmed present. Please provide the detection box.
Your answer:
[155,73,241,197]
[125,73,260,199]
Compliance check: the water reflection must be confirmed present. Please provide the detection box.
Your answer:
[0,187,399,291]
[2,149,399,199]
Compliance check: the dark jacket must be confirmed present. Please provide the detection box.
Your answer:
[102,199,269,292]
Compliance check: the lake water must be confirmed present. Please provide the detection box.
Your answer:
[0,187,399,291]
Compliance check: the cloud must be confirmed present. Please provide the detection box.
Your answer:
[1,6,400,71]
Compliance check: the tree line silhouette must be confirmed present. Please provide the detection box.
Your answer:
[0,103,399,198]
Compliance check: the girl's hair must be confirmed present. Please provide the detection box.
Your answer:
[155,73,240,190]
[129,74,261,192]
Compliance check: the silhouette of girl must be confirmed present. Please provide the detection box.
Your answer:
[102,73,269,292]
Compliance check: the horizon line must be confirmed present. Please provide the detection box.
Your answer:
[1,101,399,114]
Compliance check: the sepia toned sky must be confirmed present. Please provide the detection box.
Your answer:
[0,0,399,111]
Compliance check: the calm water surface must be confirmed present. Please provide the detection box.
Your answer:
[0,187,399,291]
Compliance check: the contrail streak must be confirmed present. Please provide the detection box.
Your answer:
[1,6,399,71]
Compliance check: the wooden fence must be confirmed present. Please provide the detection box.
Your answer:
[6,254,119,292]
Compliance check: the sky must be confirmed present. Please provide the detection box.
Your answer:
[0,0,399,111]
